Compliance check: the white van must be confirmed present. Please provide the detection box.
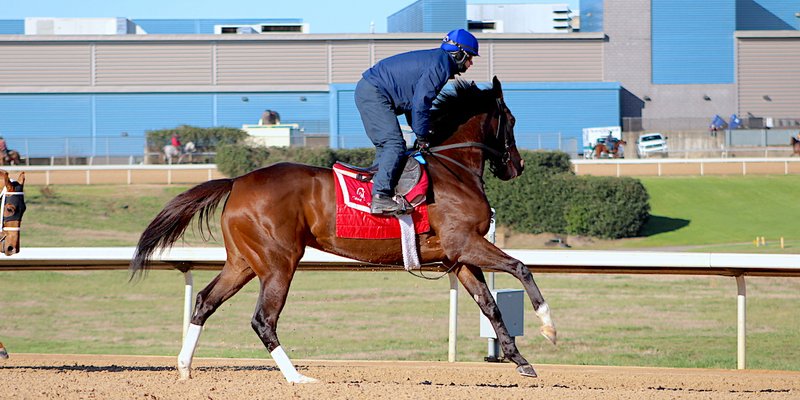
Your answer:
[636,133,668,157]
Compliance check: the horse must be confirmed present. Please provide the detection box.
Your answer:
[592,139,626,159]
[162,142,196,164]
[0,170,26,256]
[130,77,556,383]
[791,136,800,156]
[0,150,22,166]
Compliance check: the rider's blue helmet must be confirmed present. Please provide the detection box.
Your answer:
[441,29,479,56]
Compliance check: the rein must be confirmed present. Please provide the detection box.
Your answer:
[422,98,511,178]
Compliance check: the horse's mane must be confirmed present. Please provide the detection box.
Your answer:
[430,80,495,144]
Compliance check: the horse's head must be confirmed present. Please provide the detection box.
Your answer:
[0,171,25,255]
[430,76,524,181]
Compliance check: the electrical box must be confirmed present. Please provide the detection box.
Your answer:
[479,289,524,338]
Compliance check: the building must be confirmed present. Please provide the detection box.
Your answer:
[0,1,798,161]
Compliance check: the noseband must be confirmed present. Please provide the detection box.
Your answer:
[0,186,24,242]
[423,98,514,177]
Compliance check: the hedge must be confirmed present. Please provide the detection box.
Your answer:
[146,125,248,152]
[215,142,650,239]
[484,150,650,239]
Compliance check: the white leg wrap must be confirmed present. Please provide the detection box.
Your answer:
[177,323,202,380]
[270,346,318,383]
[535,302,555,328]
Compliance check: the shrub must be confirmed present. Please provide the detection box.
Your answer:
[485,150,650,239]
[146,125,248,152]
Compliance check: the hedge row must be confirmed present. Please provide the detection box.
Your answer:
[146,125,248,152]
[217,145,649,239]
[484,151,650,238]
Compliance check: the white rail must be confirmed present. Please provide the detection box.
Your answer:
[3,246,800,369]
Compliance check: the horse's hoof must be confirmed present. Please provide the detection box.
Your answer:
[540,325,557,345]
[288,374,319,384]
[0,343,8,359]
[516,364,538,378]
[178,368,191,381]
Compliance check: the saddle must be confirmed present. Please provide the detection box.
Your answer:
[334,156,427,208]
[332,155,430,240]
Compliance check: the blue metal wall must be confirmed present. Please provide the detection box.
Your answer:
[423,0,466,32]
[389,0,465,33]
[330,82,621,150]
[388,2,425,33]
[652,0,736,84]
[579,0,605,32]
[0,20,23,34]
[132,19,303,34]
[736,0,800,30]
[0,92,329,157]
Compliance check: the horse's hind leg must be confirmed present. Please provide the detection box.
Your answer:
[455,264,538,377]
[177,261,255,380]
[250,251,317,383]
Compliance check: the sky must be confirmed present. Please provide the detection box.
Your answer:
[2,0,581,34]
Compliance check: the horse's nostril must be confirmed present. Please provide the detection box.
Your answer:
[7,246,14,253]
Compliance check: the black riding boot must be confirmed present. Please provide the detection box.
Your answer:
[370,194,405,215]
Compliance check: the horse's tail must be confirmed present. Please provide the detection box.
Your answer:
[129,178,233,278]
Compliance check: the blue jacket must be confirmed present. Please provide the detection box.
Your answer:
[361,48,458,138]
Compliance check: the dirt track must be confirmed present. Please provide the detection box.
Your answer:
[1,354,798,399]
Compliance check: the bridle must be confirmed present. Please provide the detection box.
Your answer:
[422,98,515,178]
[0,185,24,242]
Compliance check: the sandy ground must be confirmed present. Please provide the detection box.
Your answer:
[0,354,798,399]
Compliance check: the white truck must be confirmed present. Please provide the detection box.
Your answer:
[636,133,668,157]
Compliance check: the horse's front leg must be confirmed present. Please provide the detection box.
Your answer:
[455,263,538,377]
[447,235,557,345]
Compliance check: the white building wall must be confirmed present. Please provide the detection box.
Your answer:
[467,4,572,33]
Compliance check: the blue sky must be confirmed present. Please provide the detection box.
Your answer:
[2,0,580,33]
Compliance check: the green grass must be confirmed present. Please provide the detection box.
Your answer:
[4,178,800,370]
[629,175,800,251]
[2,270,798,370]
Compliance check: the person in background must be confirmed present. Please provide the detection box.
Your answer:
[604,131,614,149]
[355,28,479,215]
[171,133,182,152]
[0,136,9,162]
[260,109,281,125]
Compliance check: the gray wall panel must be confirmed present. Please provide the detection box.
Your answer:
[737,37,800,118]
[95,43,212,85]
[216,41,328,85]
[493,41,603,81]
[331,42,371,83]
[0,44,90,85]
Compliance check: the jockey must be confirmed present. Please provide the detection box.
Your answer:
[0,136,8,161]
[356,29,479,215]
[171,133,182,150]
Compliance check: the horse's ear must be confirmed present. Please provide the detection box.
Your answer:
[492,76,503,99]
[16,172,25,186]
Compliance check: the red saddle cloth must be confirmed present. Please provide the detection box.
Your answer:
[332,163,430,239]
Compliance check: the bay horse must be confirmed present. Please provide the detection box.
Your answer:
[791,136,800,156]
[592,139,626,159]
[130,77,556,383]
[0,150,22,166]
[0,170,26,256]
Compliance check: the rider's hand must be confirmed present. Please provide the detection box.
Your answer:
[415,137,430,150]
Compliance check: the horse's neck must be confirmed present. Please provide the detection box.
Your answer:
[432,116,489,178]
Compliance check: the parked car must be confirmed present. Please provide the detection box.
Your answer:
[636,133,668,157]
